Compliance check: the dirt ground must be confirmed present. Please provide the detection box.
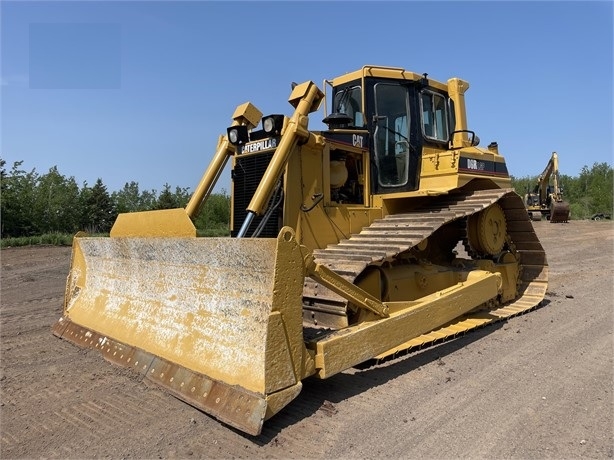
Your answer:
[1,220,612,459]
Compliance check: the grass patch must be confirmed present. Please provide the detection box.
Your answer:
[197,227,230,237]
[1,232,74,248]
[1,228,230,248]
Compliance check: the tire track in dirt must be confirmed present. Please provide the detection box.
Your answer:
[1,300,63,330]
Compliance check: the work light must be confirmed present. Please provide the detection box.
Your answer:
[227,125,249,145]
[262,115,284,135]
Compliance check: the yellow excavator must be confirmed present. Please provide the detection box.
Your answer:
[524,151,570,222]
[53,65,548,436]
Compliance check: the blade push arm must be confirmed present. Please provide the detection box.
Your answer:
[185,103,263,219]
[237,81,324,237]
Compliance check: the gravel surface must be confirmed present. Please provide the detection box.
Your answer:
[1,220,612,459]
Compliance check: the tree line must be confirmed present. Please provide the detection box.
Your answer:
[1,158,612,240]
[0,159,230,238]
[510,162,613,220]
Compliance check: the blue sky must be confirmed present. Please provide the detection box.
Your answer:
[2,1,613,194]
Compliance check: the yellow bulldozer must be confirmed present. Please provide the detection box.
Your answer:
[53,65,548,436]
[524,151,570,222]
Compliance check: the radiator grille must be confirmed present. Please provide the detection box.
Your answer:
[231,152,281,238]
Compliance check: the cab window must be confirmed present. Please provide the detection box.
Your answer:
[420,91,449,142]
[333,85,363,127]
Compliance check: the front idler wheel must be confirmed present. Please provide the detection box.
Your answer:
[466,203,507,257]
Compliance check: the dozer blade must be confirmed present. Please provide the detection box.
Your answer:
[53,225,310,436]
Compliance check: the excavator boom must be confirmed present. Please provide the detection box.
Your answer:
[525,151,570,222]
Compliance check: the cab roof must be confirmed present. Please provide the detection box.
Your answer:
[330,65,450,92]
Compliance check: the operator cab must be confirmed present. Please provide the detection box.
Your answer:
[323,67,457,195]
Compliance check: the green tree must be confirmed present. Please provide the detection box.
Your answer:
[0,158,7,235]
[155,183,176,209]
[511,162,613,220]
[155,183,190,210]
[1,160,39,237]
[586,162,612,215]
[80,178,115,233]
[33,166,80,234]
[112,181,141,213]
[111,181,158,213]
[140,189,158,210]
[192,190,230,235]
[569,163,613,219]
[510,175,535,197]
[173,186,191,209]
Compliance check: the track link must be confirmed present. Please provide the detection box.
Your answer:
[302,188,548,355]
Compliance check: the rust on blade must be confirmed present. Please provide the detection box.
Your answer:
[51,315,70,337]
[147,357,267,435]
[54,318,268,435]
[53,318,155,376]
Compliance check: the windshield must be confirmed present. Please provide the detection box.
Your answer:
[333,85,363,127]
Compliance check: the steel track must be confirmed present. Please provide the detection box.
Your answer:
[302,188,549,357]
